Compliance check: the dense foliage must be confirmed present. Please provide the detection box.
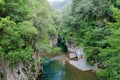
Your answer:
[0,0,35,68]
[0,0,57,68]
[60,0,120,79]
[1,0,120,79]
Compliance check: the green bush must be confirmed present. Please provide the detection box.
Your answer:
[48,47,62,54]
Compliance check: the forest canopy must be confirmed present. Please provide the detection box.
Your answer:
[60,0,120,79]
[0,0,120,80]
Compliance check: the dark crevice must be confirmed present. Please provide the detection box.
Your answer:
[57,36,68,52]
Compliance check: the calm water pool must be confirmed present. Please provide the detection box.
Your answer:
[37,60,99,80]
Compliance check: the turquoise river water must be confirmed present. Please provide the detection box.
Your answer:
[37,59,100,80]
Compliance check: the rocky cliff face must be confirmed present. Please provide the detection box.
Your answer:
[66,38,85,59]
[66,38,76,53]
[0,52,42,80]
[49,34,58,47]
[0,33,59,80]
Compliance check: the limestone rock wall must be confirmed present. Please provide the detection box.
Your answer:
[0,52,42,80]
[49,34,58,47]
[66,38,85,59]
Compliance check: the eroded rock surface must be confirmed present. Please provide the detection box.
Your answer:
[0,52,42,80]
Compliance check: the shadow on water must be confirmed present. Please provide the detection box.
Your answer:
[37,60,100,80]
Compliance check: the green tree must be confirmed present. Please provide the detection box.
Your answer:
[0,17,37,67]
[60,0,120,79]
[97,3,120,79]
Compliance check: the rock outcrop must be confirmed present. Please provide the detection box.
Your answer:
[66,38,85,59]
[49,34,58,47]
[0,52,42,80]
[66,38,76,53]
[66,38,98,71]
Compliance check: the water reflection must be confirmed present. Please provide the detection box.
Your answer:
[37,60,99,80]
